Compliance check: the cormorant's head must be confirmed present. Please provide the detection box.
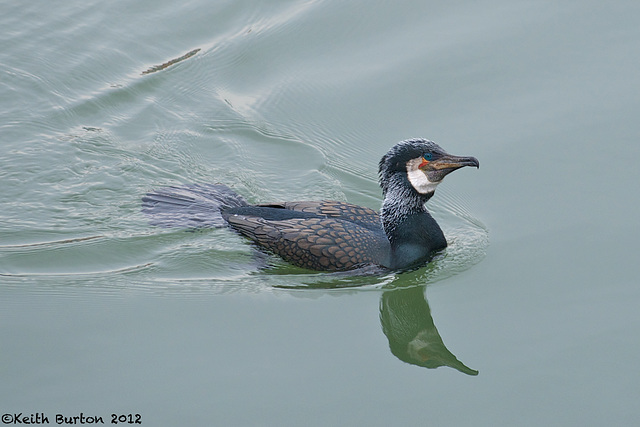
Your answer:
[379,139,479,196]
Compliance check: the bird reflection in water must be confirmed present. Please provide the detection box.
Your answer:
[380,285,478,375]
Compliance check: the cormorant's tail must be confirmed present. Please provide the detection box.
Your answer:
[142,183,248,228]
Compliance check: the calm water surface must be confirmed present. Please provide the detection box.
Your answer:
[2,0,640,425]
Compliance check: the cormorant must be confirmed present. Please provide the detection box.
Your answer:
[142,138,479,271]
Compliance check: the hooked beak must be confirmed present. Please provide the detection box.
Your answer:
[422,153,479,182]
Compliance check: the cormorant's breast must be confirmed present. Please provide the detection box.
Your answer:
[387,212,447,270]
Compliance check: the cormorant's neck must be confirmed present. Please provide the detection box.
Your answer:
[379,172,447,270]
[380,174,433,245]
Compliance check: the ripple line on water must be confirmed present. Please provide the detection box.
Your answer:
[0,235,105,250]
[141,48,201,75]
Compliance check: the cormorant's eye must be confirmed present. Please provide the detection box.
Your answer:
[423,153,433,161]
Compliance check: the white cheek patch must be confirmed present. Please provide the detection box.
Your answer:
[406,158,439,194]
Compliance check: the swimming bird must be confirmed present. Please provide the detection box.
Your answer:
[142,138,479,271]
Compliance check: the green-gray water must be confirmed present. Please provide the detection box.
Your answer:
[2,0,639,425]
